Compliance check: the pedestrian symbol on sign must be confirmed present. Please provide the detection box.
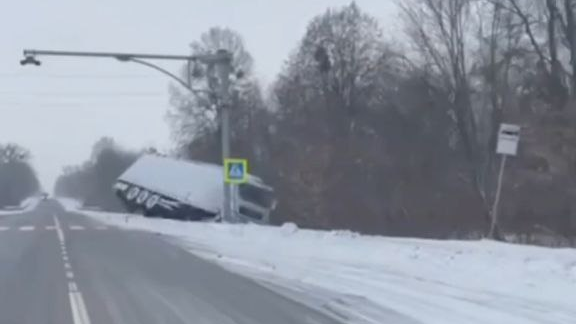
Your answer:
[229,164,243,178]
[224,158,248,184]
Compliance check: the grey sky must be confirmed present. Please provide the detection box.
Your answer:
[1,0,397,191]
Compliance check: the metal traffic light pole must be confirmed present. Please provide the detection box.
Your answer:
[214,55,234,223]
[20,48,235,223]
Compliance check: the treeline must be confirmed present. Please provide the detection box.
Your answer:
[53,1,576,243]
[169,1,576,242]
[54,137,140,211]
[0,143,40,207]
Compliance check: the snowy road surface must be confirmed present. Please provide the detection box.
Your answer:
[0,199,344,324]
[64,198,576,324]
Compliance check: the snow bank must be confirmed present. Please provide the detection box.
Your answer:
[57,197,83,211]
[71,202,576,324]
[0,196,40,215]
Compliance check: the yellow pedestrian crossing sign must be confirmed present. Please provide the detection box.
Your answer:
[224,158,248,184]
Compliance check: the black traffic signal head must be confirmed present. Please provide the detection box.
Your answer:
[20,55,41,66]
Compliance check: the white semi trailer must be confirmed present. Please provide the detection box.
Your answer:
[113,155,275,223]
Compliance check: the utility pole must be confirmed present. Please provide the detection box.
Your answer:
[214,50,234,223]
[20,48,236,223]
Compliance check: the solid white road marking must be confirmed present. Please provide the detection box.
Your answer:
[53,215,65,243]
[0,226,9,231]
[69,226,84,231]
[68,281,91,324]
[45,225,56,230]
[19,226,34,231]
[69,290,91,324]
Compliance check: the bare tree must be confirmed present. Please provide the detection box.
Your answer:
[271,3,423,231]
[167,26,266,165]
[564,0,576,92]
[0,143,31,163]
[54,137,137,210]
[0,143,39,207]
[399,0,510,237]
[495,0,570,104]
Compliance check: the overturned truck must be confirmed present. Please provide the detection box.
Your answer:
[113,155,275,224]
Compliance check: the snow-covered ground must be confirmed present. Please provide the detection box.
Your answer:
[59,198,576,324]
[0,196,40,215]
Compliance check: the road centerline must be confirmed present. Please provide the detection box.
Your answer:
[53,215,65,244]
[54,214,92,324]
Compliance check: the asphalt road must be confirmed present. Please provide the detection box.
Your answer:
[0,199,342,324]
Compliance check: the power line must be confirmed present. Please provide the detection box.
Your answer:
[0,73,164,79]
[0,91,166,97]
[0,102,168,109]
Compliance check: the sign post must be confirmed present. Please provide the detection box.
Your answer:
[490,124,520,238]
[223,158,248,223]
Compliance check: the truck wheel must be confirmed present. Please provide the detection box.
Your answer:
[126,187,140,201]
[145,194,160,210]
[136,190,150,205]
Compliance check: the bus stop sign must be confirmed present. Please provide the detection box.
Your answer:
[496,123,520,156]
[224,158,248,184]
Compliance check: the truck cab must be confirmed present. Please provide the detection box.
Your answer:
[231,180,276,223]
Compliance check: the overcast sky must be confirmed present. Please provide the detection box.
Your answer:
[1,0,397,191]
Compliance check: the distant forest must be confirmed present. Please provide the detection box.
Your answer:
[55,1,576,245]
[0,143,40,207]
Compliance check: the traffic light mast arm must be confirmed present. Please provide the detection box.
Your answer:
[21,49,231,96]
[22,49,230,63]
[126,57,210,95]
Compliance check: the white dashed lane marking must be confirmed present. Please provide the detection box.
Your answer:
[0,225,112,232]
[54,214,92,324]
